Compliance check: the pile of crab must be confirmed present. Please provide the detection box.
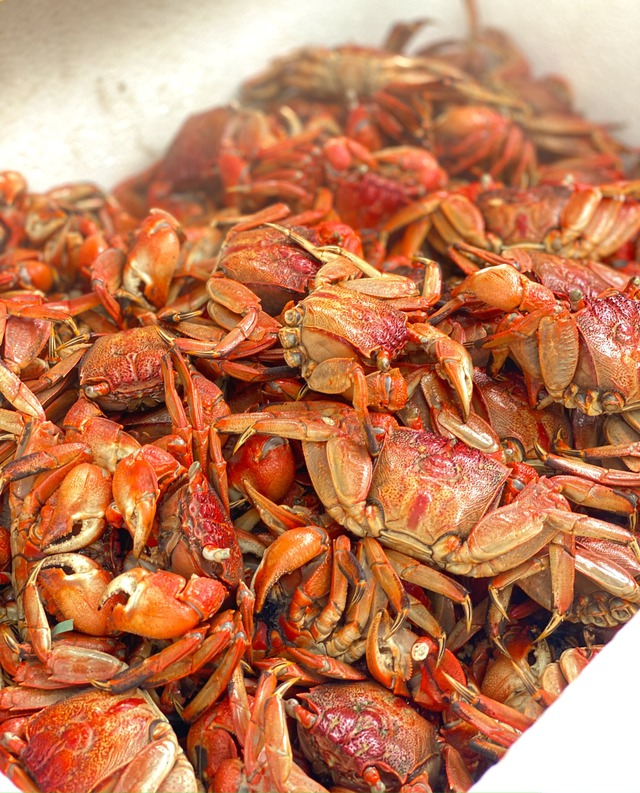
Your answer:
[2,5,640,792]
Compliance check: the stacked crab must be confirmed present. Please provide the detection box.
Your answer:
[1,5,640,792]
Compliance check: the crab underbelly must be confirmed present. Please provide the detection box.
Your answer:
[299,326,363,364]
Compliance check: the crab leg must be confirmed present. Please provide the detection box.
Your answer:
[206,277,279,356]
[303,359,382,454]
[550,474,637,518]
[386,548,473,628]
[541,445,640,487]
[431,479,640,637]
[92,630,206,693]
[362,537,410,637]
[219,407,377,533]
[404,595,447,655]
[0,441,91,494]
[311,535,366,643]
[0,747,40,793]
[444,673,535,737]
[285,647,366,681]
[244,670,330,793]
[490,543,640,620]
[95,610,243,696]
[324,555,381,661]
[181,619,249,724]
[104,724,184,793]
[242,480,309,534]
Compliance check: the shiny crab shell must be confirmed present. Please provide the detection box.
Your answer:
[288,680,441,792]
[281,283,410,374]
[79,326,169,411]
[15,688,197,792]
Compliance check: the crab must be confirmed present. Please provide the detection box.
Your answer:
[0,687,198,792]
[478,626,602,719]
[246,511,470,687]
[486,536,640,638]
[217,401,640,639]
[210,667,330,792]
[112,105,289,221]
[211,204,364,314]
[267,224,473,450]
[432,105,537,187]
[152,344,243,586]
[240,23,522,147]
[78,325,171,411]
[430,250,640,417]
[321,136,448,232]
[287,679,441,792]
[383,181,640,262]
[447,240,637,302]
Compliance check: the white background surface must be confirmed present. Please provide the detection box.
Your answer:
[2,0,640,192]
[1,1,640,791]
[470,612,640,793]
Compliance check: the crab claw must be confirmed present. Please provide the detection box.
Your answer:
[113,452,160,557]
[37,463,113,553]
[410,636,468,712]
[99,568,226,640]
[365,609,414,697]
[37,553,116,637]
[123,209,184,308]
[0,362,46,419]
[409,323,473,420]
[251,526,331,612]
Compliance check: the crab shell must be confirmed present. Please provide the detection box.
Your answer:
[158,463,244,587]
[20,688,197,792]
[569,293,640,411]
[216,224,323,315]
[293,680,441,791]
[280,284,410,374]
[79,326,169,412]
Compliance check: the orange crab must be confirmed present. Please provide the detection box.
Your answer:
[265,224,473,450]
[247,517,468,686]
[78,325,170,411]
[217,402,640,639]
[384,181,640,261]
[431,250,640,417]
[211,668,330,793]
[0,688,198,792]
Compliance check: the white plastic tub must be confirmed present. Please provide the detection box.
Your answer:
[2,1,639,791]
